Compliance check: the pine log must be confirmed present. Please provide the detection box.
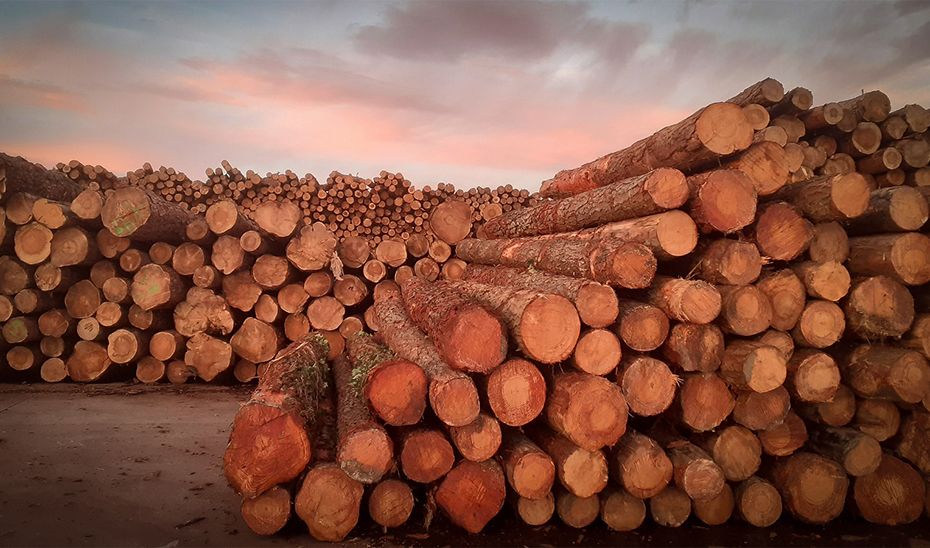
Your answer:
[803,383,856,428]
[547,371,627,450]
[756,269,805,331]
[665,439,726,501]
[211,235,248,275]
[897,411,930,475]
[649,486,691,527]
[101,186,199,242]
[306,296,345,331]
[514,493,555,526]
[399,428,454,483]
[617,355,676,416]
[720,340,786,393]
[253,200,301,238]
[572,328,622,375]
[119,248,150,273]
[696,239,762,286]
[616,301,669,352]
[449,412,501,462]
[855,399,901,442]
[102,276,131,304]
[540,102,753,197]
[64,279,101,319]
[845,275,914,338]
[725,141,790,196]
[751,201,813,261]
[733,386,791,431]
[37,309,71,338]
[902,314,930,360]
[204,199,254,236]
[463,264,619,328]
[769,172,871,222]
[857,147,902,174]
[254,294,280,324]
[286,222,336,272]
[7,346,41,371]
[758,411,808,456]
[303,271,332,297]
[295,463,363,542]
[50,226,97,267]
[345,333,427,426]
[847,233,930,286]
[735,477,782,527]
[647,276,721,325]
[252,254,291,290]
[853,454,925,526]
[611,430,673,499]
[131,264,185,310]
[556,489,599,528]
[106,328,147,364]
[435,459,506,533]
[693,484,734,526]
[837,90,891,123]
[173,288,235,337]
[845,345,930,404]
[368,479,414,529]
[485,357,546,426]
[698,425,761,482]
[791,260,850,302]
[742,104,770,131]
[717,285,773,336]
[185,333,234,381]
[728,78,785,107]
[230,318,281,364]
[783,348,840,403]
[331,357,393,483]
[808,426,881,477]
[848,186,929,234]
[770,86,813,116]
[36,263,78,292]
[277,284,309,314]
[772,452,848,524]
[0,257,31,296]
[429,200,473,244]
[40,357,68,383]
[14,222,53,264]
[527,426,608,498]
[599,489,646,532]
[372,295,479,426]
[66,340,112,382]
[500,431,556,499]
[239,230,268,255]
[678,373,734,432]
[483,168,687,237]
[240,485,291,536]
[0,153,85,201]
[792,299,845,348]
[224,333,329,497]
[686,170,758,234]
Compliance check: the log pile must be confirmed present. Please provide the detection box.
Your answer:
[4,76,930,540]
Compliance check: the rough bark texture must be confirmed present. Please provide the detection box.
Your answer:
[101,186,200,242]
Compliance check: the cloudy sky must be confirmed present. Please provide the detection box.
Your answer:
[1,0,928,190]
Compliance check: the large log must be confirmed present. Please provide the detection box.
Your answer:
[100,186,199,242]
[547,372,628,450]
[540,102,753,197]
[847,233,930,286]
[611,430,672,499]
[485,358,547,426]
[332,357,393,484]
[772,452,848,524]
[844,275,914,338]
[435,459,506,533]
[0,152,85,201]
[295,463,363,542]
[853,454,925,525]
[768,172,871,222]
[345,333,427,426]
[686,170,758,234]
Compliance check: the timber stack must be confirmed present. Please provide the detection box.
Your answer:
[2,76,930,540]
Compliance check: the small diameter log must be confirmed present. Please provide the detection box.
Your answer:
[514,493,555,526]
[304,271,332,297]
[847,233,930,286]
[166,360,195,384]
[131,264,185,310]
[50,226,98,267]
[148,242,175,265]
[572,328,621,375]
[295,463,363,542]
[39,336,65,358]
[758,411,808,457]
[185,333,234,382]
[540,102,753,197]
[772,452,848,525]
[649,486,691,527]
[751,201,813,261]
[679,373,735,432]
[618,355,677,416]
[696,239,762,285]
[346,333,427,426]
[332,358,393,484]
[254,294,280,324]
[368,479,414,529]
[2,316,40,344]
[449,412,501,462]
[102,277,131,304]
[486,358,546,426]
[845,345,930,404]
[399,277,506,374]
[855,399,901,442]
[500,431,556,499]
[661,322,724,373]
[785,349,841,403]
[857,147,902,174]
[224,333,329,498]
[666,439,725,501]
[76,318,104,342]
[845,275,914,338]
[119,248,150,273]
[373,295,479,427]
[278,284,309,314]
[335,236,371,269]
[306,296,345,331]
[96,229,130,259]
[38,309,71,338]
[230,317,281,364]
[456,235,656,289]
[547,371,627,450]
[0,257,33,296]
[240,485,291,536]
[287,222,336,272]
[239,230,268,255]
[483,168,687,237]
[101,186,199,242]
[40,358,68,383]
[808,427,881,477]
[756,269,805,331]
[736,477,782,527]
[64,279,101,319]
[792,300,845,349]
[724,141,790,196]
[647,277,721,325]
[805,383,856,427]
[429,240,453,263]
[853,454,925,525]
[66,340,112,382]
[205,199,254,236]
[686,170,758,234]
[89,260,117,288]
[430,200,473,244]
[903,314,930,360]
[464,264,618,328]
[612,430,672,499]
[616,301,669,352]
[770,86,813,115]
[800,102,844,132]
[556,489,599,528]
[721,340,786,394]
[400,429,454,483]
[527,427,608,498]
[435,459,506,533]
[717,285,773,336]
[698,425,761,482]
[253,200,301,238]
[135,356,165,384]
[733,386,791,431]
[7,346,41,371]
[447,280,580,364]
[413,257,440,281]
[233,360,258,383]
[791,260,850,302]
[600,489,646,532]
[107,328,148,364]
[769,172,871,222]
[693,484,735,526]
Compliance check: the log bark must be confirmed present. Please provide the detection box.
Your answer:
[768,172,871,222]
[540,102,753,197]
[101,186,199,242]
[808,426,882,477]
[0,153,85,201]
[772,452,848,524]
[484,168,687,236]
[463,264,619,329]
[611,430,673,499]
[847,233,930,286]
[547,371,627,450]
[435,459,506,533]
[332,357,393,483]
[724,141,790,196]
[845,345,930,404]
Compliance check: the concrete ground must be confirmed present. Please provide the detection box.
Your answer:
[0,384,928,547]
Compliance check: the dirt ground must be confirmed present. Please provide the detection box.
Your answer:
[0,384,928,548]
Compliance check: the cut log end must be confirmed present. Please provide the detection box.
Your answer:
[696,102,755,155]
[435,459,506,534]
[295,464,363,542]
[365,358,428,426]
[487,358,546,427]
[240,486,291,536]
[430,376,481,428]
[519,294,581,364]
[368,479,414,529]
[600,489,646,532]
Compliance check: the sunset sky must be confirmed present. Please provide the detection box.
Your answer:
[1,0,928,190]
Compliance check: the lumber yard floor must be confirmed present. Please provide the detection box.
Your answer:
[0,384,928,548]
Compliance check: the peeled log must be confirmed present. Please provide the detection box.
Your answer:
[540,102,753,198]
[399,277,506,374]
[463,264,618,328]
[484,168,687,236]
[435,459,506,534]
[101,186,199,242]
[854,454,925,525]
[224,333,329,498]
[372,295,479,427]
[547,371,627,450]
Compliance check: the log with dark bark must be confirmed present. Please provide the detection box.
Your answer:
[0,152,85,201]
[101,186,200,242]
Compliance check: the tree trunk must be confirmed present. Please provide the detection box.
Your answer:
[693,483,734,525]
[768,172,871,222]
[751,201,813,261]
[448,412,501,462]
[500,431,556,499]
[616,301,669,352]
[295,462,363,542]
[847,233,930,286]
[599,489,646,531]
[345,332,427,426]
[547,371,628,450]
[733,386,791,431]
[649,486,691,527]
[854,454,925,525]
[368,478,414,529]
[792,299,845,348]
[660,322,724,373]
[617,355,677,416]
[572,328,622,375]
[720,340,786,393]
[808,426,881,477]
[240,485,291,536]
[845,345,930,404]
[399,428,454,483]
[526,426,608,498]
[844,275,914,338]
[556,489,600,528]
[332,357,393,484]
[695,239,762,285]
[687,170,758,234]
[101,186,200,242]
[678,373,734,432]
[717,285,773,336]
[758,411,808,456]
[646,276,721,325]
[697,425,761,482]
[0,152,85,201]
[735,476,782,527]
